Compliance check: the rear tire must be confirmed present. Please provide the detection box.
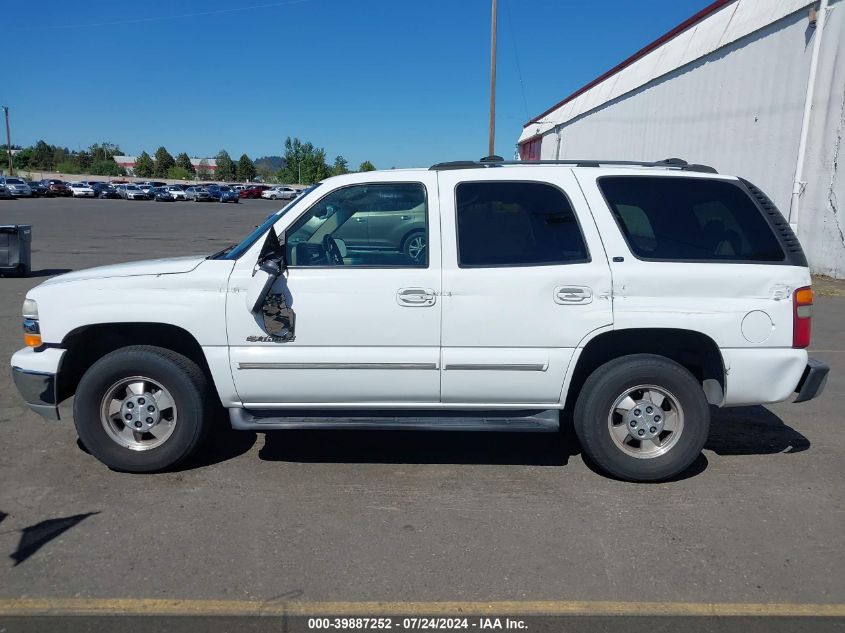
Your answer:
[574,354,709,482]
[73,345,212,473]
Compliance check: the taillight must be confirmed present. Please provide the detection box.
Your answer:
[793,286,813,348]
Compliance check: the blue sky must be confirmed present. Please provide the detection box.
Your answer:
[8,0,708,168]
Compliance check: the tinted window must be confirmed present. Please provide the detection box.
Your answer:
[286,183,427,267]
[456,181,588,267]
[599,176,785,262]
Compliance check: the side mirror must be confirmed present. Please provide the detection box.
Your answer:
[245,256,282,313]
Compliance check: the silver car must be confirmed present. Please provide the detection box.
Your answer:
[0,177,32,198]
[185,187,212,201]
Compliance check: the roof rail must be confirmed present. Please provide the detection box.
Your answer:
[429,157,718,173]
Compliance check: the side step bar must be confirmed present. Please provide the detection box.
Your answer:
[229,408,560,432]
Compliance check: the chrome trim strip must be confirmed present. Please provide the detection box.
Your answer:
[237,362,438,370]
[444,363,548,372]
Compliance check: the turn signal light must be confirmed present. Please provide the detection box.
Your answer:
[793,286,814,348]
[24,332,42,347]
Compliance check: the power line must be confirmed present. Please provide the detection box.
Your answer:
[11,0,313,32]
[503,0,531,121]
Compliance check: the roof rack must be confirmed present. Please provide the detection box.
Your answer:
[429,157,718,174]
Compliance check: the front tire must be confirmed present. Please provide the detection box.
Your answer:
[574,354,709,482]
[73,346,212,472]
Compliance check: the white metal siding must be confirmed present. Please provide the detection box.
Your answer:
[540,9,812,214]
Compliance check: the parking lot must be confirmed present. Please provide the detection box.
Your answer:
[0,197,843,613]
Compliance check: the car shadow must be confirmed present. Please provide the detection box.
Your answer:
[259,425,579,467]
[706,405,810,455]
[177,410,258,470]
[25,268,73,278]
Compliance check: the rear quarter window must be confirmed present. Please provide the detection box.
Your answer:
[598,176,786,263]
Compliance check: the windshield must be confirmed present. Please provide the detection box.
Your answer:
[217,184,320,260]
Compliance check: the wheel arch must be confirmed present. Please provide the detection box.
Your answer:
[563,328,725,410]
[56,322,216,404]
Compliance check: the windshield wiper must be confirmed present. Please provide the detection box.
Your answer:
[207,243,237,259]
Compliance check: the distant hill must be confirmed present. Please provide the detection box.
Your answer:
[254,156,285,171]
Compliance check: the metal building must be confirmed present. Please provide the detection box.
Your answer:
[517,0,844,277]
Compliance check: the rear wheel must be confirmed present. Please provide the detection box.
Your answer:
[402,230,426,263]
[574,354,709,482]
[73,346,212,472]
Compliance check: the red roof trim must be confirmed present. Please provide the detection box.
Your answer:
[517,133,543,147]
[523,0,735,128]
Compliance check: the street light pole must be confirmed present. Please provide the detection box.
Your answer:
[2,106,12,176]
[488,0,498,157]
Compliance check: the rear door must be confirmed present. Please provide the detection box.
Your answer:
[437,167,613,405]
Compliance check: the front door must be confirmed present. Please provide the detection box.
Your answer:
[437,167,613,405]
[226,173,442,407]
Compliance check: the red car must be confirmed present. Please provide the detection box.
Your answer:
[43,180,71,197]
[239,185,270,199]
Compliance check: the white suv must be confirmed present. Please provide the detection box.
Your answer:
[10,158,829,481]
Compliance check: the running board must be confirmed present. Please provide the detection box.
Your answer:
[229,408,559,432]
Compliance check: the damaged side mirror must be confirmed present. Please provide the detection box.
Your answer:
[244,228,296,341]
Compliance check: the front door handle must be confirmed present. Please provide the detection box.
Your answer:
[397,287,436,307]
[554,286,593,304]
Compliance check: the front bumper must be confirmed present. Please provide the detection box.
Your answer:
[794,357,830,403]
[10,347,66,420]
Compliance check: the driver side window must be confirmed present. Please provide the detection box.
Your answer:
[285,182,428,267]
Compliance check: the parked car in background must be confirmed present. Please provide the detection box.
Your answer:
[137,184,155,196]
[0,184,12,199]
[68,182,96,198]
[166,185,187,200]
[28,181,49,197]
[151,187,174,202]
[239,185,270,199]
[207,185,239,203]
[118,184,149,200]
[262,185,298,200]
[185,186,212,202]
[43,180,71,197]
[0,177,33,198]
[94,184,122,199]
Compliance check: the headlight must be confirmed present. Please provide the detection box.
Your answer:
[22,298,38,319]
[22,299,41,347]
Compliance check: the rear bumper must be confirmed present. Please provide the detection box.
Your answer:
[10,347,66,420]
[793,357,830,403]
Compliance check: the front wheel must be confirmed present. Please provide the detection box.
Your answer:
[73,346,213,472]
[574,354,710,482]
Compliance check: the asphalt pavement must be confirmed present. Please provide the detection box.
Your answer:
[0,196,842,623]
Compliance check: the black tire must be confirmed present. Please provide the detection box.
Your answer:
[573,354,710,482]
[73,345,212,473]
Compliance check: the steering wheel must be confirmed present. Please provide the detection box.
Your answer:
[322,234,344,265]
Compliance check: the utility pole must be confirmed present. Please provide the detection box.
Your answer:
[488,0,498,157]
[2,106,12,176]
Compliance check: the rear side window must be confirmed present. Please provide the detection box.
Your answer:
[599,176,785,262]
[456,181,589,267]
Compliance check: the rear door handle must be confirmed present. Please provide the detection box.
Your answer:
[554,286,593,304]
[397,287,436,307]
